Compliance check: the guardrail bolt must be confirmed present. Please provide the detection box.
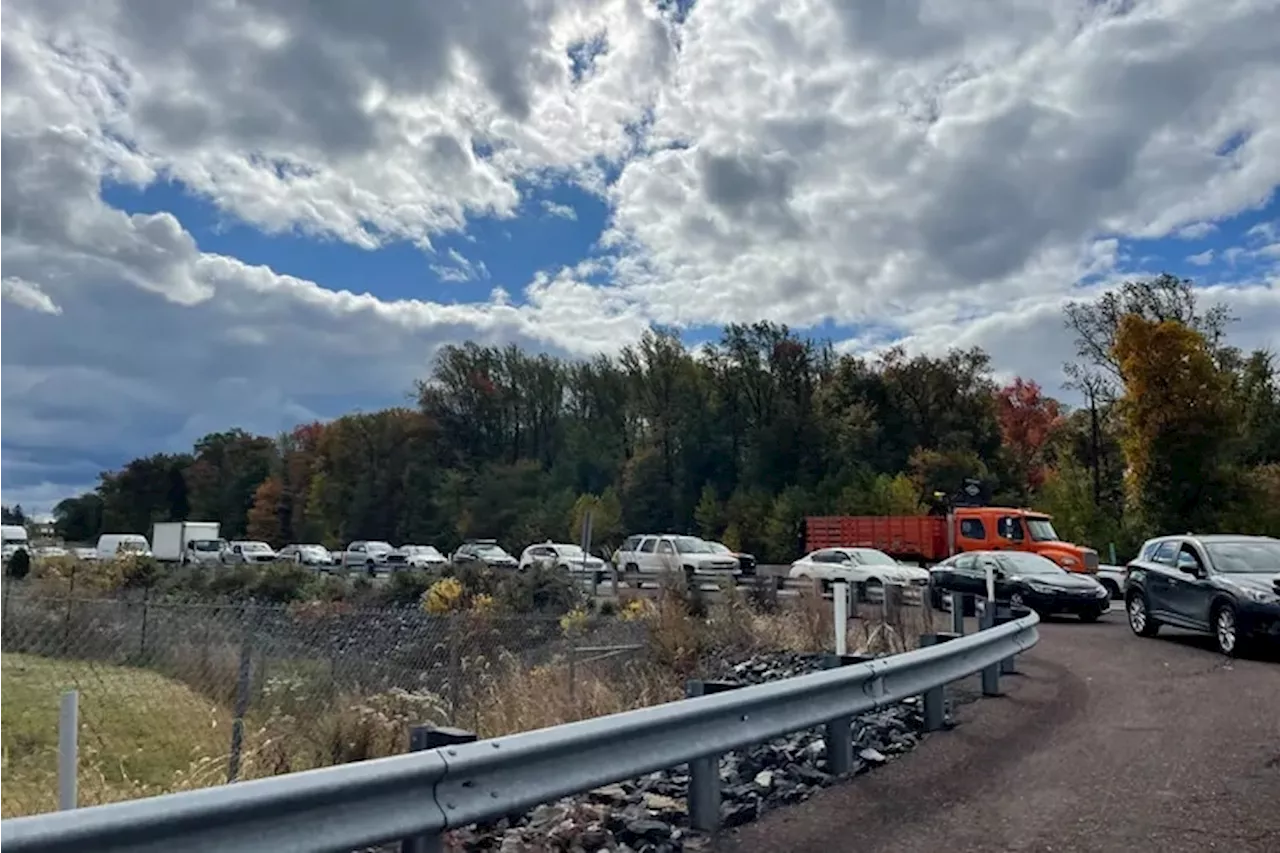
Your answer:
[917,633,960,732]
[685,679,741,832]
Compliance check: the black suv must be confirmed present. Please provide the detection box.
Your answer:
[1125,534,1280,656]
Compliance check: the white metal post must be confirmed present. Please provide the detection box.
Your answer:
[58,689,79,810]
[833,581,849,656]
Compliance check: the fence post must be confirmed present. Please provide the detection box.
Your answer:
[227,621,254,783]
[978,601,1001,696]
[832,581,849,656]
[61,563,78,654]
[685,679,739,832]
[58,689,79,810]
[819,654,871,775]
[918,633,960,732]
[401,725,477,853]
[995,606,1023,674]
[137,585,151,661]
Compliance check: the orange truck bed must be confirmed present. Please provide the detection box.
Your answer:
[805,516,950,562]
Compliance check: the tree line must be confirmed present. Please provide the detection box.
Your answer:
[39,275,1280,564]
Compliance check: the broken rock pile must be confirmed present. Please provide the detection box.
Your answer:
[443,651,947,852]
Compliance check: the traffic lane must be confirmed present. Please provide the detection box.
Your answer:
[713,614,1280,853]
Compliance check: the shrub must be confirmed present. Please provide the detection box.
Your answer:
[423,577,465,614]
[494,564,582,615]
[5,548,31,580]
[382,570,434,607]
[252,562,314,604]
[206,564,260,600]
[119,554,162,590]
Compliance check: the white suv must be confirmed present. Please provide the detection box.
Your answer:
[614,534,740,582]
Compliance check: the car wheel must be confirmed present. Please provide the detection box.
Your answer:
[1101,580,1121,600]
[1212,601,1241,657]
[928,584,944,611]
[1009,591,1027,611]
[624,562,640,587]
[1126,590,1160,637]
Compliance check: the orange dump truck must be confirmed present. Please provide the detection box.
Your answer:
[804,507,1099,574]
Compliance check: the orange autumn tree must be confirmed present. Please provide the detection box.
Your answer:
[994,377,1062,490]
[1112,315,1238,534]
[246,476,286,546]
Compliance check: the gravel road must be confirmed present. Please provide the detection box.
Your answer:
[713,612,1280,853]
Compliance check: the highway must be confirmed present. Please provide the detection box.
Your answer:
[713,612,1280,853]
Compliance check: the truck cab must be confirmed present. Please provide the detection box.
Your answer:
[951,508,1099,574]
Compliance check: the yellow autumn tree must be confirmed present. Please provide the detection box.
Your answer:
[1112,315,1238,535]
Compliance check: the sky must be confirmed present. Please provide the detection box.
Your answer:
[2,0,1279,518]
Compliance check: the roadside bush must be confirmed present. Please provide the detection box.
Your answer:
[251,561,314,604]
[493,564,581,615]
[444,562,501,599]
[5,548,31,580]
[423,577,466,613]
[205,564,261,600]
[382,569,434,607]
[119,554,162,590]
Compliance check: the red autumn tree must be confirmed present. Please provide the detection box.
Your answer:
[995,377,1063,490]
[246,476,286,546]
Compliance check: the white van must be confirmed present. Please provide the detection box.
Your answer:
[96,533,152,560]
[2,524,30,561]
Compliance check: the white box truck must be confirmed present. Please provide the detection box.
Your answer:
[152,521,222,565]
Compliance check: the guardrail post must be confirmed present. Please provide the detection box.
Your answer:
[917,634,960,732]
[686,679,740,832]
[819,653,871,775]
[58,689,79,810]
[950,593,967,635]
[978,601,1001,696]
[401,725,477,853]
[995,606,1027,674]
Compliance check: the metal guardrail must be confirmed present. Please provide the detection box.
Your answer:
[1,607,1040,853]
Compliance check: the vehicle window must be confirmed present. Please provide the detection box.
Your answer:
[675,536,712,554]
[192,540,221,552]
[1175,547,1202,572]
[1151,541,1177,565]
[997,552,1066,575]
[808,551,831,563]
[557,544,585,558]
[1204,540,1280,574]
[997,517,1025,542]
[959,519,986,540]
[1025,518,1059,542]
[622,536,641,553]
[350,543,365,552]
[850,548,896,566]
[954,554,977,571]
[657,540,676,555]
[1139,540,1161,561]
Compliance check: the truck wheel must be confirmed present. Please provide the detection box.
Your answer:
[624,562,640,587]
[366,559,376,578]
[1100,579,1120,600]
[683,565,696,587]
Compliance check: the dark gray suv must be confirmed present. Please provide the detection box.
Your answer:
[1124,534,1280,656]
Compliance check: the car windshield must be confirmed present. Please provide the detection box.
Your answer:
[675,536,713,554]
[409,545,442,557]
[1025,517,1060,542]
[1205,541,1280,574]
[117,540,147,553]
[998,552,1065,575]
[366,541,393,553]
[241,542,271,553]
[850,548,896,566]
[556,544,585,557]
[707,542,731,554]
[192,540,222,552]
[475,544,507,557]
[300,545,328,555]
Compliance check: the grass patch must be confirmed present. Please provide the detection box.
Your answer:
[1,653,232,816]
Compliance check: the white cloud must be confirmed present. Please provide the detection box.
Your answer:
[3,0,1280,512]
[541,200,579,220]
[1187,249,1215,266]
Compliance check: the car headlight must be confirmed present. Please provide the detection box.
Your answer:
[1240,587,1279,604]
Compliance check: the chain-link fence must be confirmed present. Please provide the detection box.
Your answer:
[0,586,648,818]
